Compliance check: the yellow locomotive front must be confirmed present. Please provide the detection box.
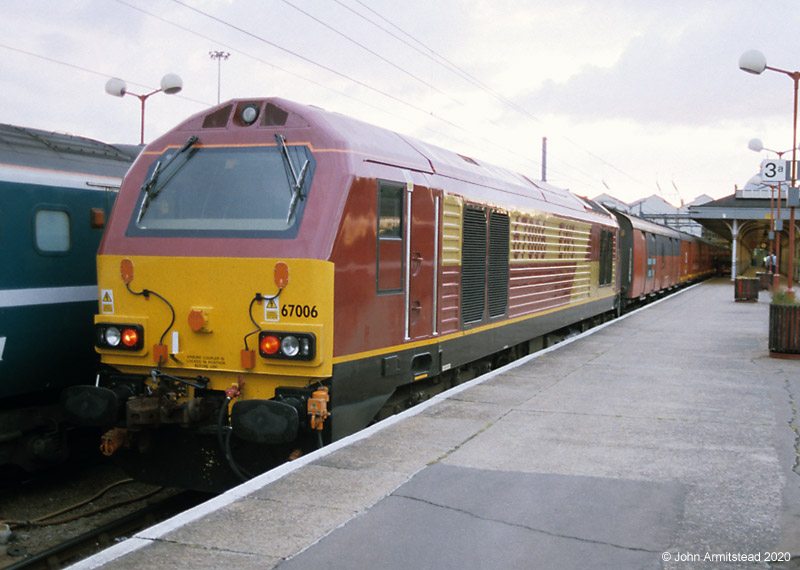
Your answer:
[63,101,340,490]
[94,254,332,438]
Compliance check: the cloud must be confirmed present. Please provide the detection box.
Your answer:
[514,3,800,126]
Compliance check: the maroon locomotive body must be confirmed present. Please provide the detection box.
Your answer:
[66,98,715,490]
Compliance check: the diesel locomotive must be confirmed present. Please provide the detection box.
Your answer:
[63,98,722,491]
[0,124,137,474]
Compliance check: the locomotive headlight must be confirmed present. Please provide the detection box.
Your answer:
[241,104,260,125]
[104,326,121,347]
[95,323,144,351]
[281,335,300,357]
[258,331,316,361]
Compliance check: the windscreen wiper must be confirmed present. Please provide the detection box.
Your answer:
[137,135,198,223]
[275,133,310,223]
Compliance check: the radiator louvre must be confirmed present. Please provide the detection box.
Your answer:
[488,212,509,318]
[461,207,487,324]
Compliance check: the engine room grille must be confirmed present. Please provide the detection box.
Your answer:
[461,206,487,325]
[488,212,510,318]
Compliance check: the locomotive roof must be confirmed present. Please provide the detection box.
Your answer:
[281,99,597,216]
[0,123,139,179]
[166,98,609,223]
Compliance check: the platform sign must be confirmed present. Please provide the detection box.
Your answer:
[761,159,790,182]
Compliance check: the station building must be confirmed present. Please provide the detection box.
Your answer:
[690,175,799,282]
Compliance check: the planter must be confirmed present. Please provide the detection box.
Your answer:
[734,277,759,302]
[757,272,773,290]
[769,303,800,358]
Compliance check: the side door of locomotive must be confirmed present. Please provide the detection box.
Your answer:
[405,181,438,340]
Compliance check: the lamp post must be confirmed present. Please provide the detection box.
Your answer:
[740,50,799,291]
[747,138,793,289]
[105,73,183,144]
[209,51,230,105]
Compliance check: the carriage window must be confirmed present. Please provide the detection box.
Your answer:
[35,209,70,253]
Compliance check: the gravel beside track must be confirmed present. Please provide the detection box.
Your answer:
[0,461,194,568]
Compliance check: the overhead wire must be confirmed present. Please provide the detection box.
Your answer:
[7,0,599,190]
[334,0,482,91]
[316,0,605,188]
[165,0,466,130]
[10,0,648,195]
[279,0,464,107]
[0,41,209,108]
[118,0,496,163]
[112,0,387,117]
[325,0,621,190]
[344,0,651,192]
[159,0,557,177]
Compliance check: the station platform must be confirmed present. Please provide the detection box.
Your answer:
[72,278,800,569]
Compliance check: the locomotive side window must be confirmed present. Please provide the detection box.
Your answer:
[378,185,402,237]
[598,228,614,287]
[377,182,404,293]
[126,143,315,239]
[34,209,70,253]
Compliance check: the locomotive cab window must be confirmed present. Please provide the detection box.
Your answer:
[377,182,404,293]
[34,209,70,253]
[126,141,315,239]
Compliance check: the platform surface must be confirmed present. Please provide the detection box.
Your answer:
[71,279,800,569]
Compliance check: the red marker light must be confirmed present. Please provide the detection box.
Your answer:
[121,328,139,347]
[260,335,280,355]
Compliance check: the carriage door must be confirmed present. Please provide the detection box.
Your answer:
[405,181,437,340]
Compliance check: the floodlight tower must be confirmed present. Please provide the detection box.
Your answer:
[209,51,230,104]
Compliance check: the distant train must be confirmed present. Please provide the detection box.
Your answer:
[0,124,137,474]
[62,98,726,491]
[611,210,727,307]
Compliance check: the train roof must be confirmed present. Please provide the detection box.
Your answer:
[163,98,612,224]
[0,123,139,179]
[609,208,683,238]
[608,208,725,247]
[286,99,596,215]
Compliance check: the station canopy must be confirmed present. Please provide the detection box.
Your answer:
[689,174,787,243]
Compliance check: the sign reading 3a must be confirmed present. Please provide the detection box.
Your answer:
[761,159,791,182]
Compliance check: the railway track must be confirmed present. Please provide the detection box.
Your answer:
[0,463,212,570]
[2,491,207,570]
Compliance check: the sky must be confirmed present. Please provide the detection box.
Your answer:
[1,0,799,207]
